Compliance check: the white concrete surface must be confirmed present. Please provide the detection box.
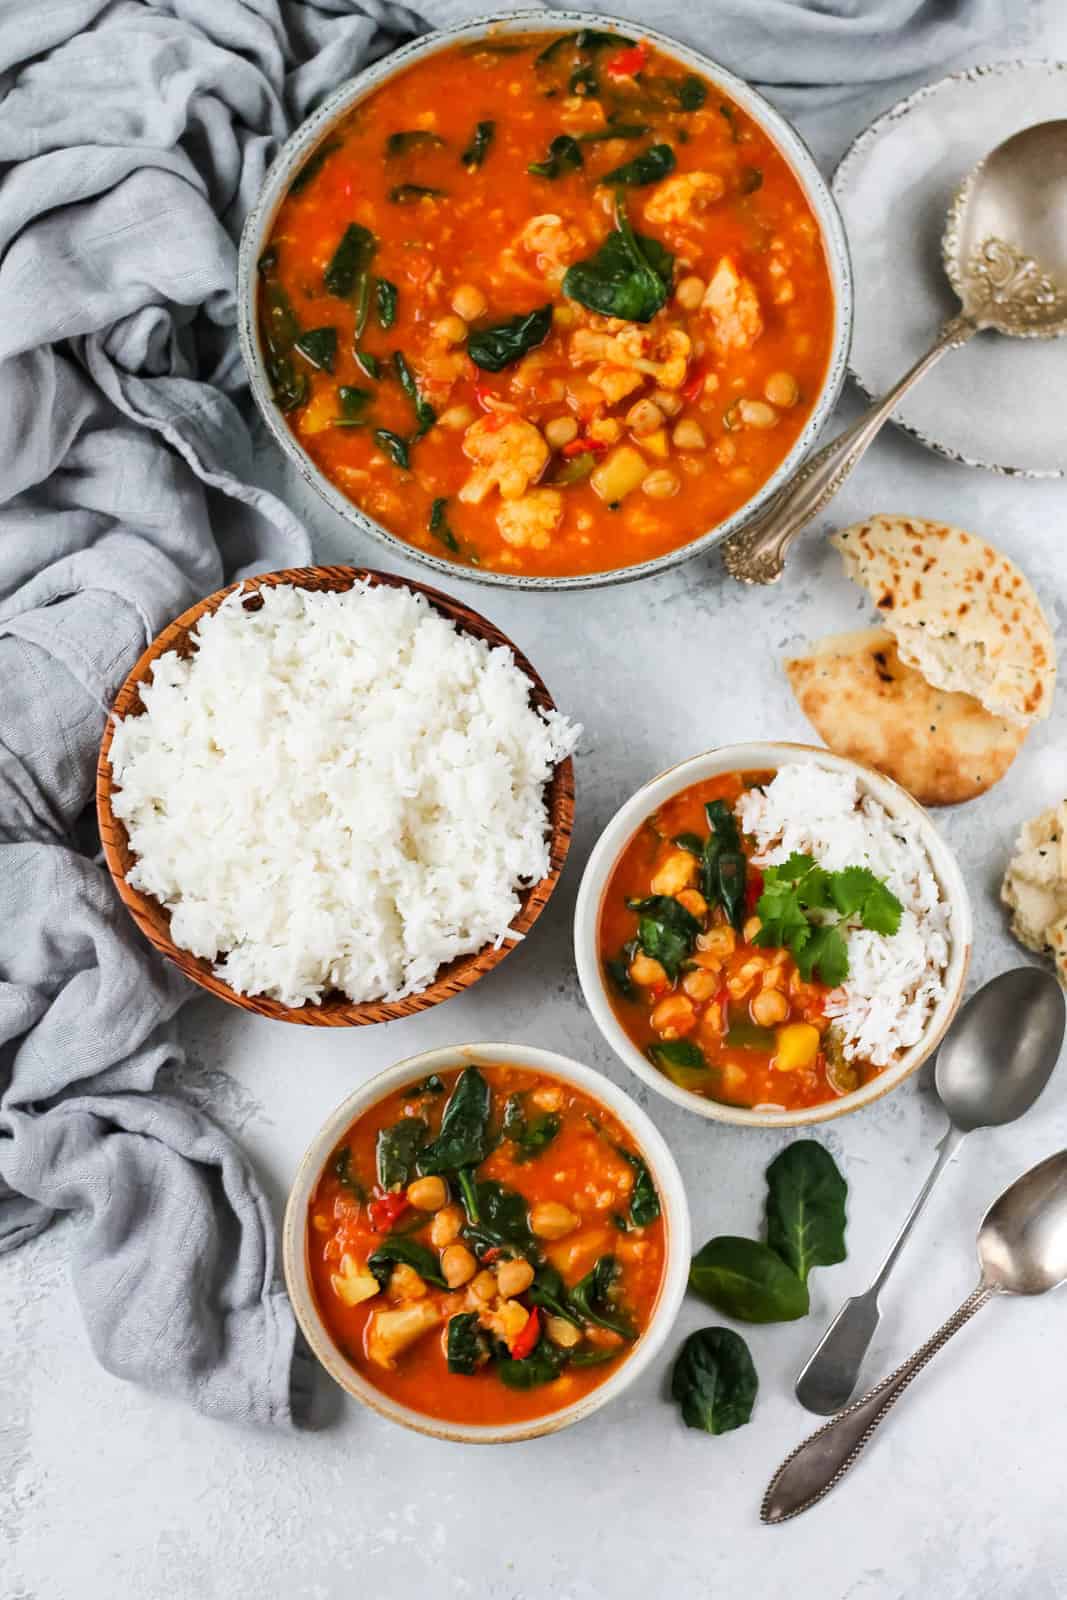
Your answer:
[5,14,1067,1598]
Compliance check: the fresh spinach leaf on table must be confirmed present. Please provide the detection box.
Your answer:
[671,1327,757,1435]
[765,1140,847,1285]
[468,304,553,372]
[689,1236,809,1322]
[367,1236,447,1289]
[417,1065,491,1174]
[375,1117,428,1191]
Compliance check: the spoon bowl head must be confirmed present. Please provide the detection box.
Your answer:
[943,119,1067,336]
[979,1151,1067,1295]
[935,968,1064,1133]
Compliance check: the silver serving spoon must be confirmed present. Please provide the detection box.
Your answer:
[723,119,1067,585]
[763,1148,1067,1523]
[795,968,1064,1417]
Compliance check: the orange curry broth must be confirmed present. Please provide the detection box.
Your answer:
[307,1065,666,1425]
[598,773,882,1111]
[258,31,835,577]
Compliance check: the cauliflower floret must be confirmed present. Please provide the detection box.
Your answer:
[570,323,691,390]
[589,363,644,405]
[366,1301,441,1369]
[459,413,549,503]
[513,213,588,285]
[497,488,563,549]
[703,256,763,355]
[643,171,725,226]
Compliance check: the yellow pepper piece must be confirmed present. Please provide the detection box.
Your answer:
[772,1022,821,1073]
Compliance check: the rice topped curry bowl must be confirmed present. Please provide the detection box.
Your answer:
[239,13,851,587]
[575,744,972,1127]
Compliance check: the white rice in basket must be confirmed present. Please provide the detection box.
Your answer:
[738,764,949,1066]
[108,581,580,1007]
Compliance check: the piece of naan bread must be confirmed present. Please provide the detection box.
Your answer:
[832,515,1056,724]
[1001,802,1067,987]
[785,627,1029,805]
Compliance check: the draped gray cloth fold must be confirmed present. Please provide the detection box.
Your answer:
[0,0,1011,1425]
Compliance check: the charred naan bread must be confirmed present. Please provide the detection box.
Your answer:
[831,515,1055,724]
[785,627,1029,805]
[1001,802,1067,988]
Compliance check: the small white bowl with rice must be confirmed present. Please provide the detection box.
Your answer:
[574,743,972,1128]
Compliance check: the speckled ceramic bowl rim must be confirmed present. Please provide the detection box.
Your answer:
[573,742,973,1128]
[832,57,1067,479]
[282,1042,691,1442]
[237,8,854,590]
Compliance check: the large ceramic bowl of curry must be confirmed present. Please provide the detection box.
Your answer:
[237,10,852,589]
[574,742,972,1128]
[283,1042,690,1442]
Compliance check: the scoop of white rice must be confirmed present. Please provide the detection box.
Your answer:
[108,581,580,1007]
[737,765,949,1066]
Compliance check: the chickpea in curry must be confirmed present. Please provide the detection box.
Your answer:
[257,30,835,577]
[309,1064,666,1424]
[598,772,880,1111]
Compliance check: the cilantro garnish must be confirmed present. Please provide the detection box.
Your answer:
[754,855,902,987]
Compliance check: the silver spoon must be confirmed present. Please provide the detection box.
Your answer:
[795,968,1064,1417]
[723,119,1067,585]
[763,1147,1067,1523]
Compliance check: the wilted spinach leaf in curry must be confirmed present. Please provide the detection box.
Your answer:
[374,278,398,329]
[447,1311,491,1374]
[528,134,584,179]
[569,1255,635,1338]
[497,1334,568,1389]
[429,497,460,553]
[385,130,446,159]
[294,326,337,372]
[671,1327,758,1434]
[563,197,673,322]
[462,120,496,169]
[388,183,447,204]
[373,428,410,470]
[619,1148,660,1228]
[324,222,377,299]
[375,1117,428,1191]
[599,143,676,188]
[468,304,553,372]
[368,1236,447,1289]
[502,1093,561,1164]
[626,894,700,980]
[417,1066,492,1174]
[289,138,341,195]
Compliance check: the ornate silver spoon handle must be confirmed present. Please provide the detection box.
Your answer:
[722,311,978,585]
[762,1281,994,1524]
[794,1123,967,1416]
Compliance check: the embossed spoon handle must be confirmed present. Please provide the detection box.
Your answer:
[762,1282,994,1524]
[722,311,977,584]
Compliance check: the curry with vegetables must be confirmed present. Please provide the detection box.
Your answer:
[257,29,835,577]
[598,772,902,1111]
[308,1064,666,1423]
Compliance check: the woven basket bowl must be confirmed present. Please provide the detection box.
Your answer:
[96,565,575,1026]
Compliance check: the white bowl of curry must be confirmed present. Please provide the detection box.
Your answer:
[238,12,852,587]
[574,743,972,1128]
[283,1042,690,1441]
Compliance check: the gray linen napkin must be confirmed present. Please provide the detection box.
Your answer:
[0,0,1011,1427]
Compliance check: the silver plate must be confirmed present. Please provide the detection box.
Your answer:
[833,59,1067,478]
